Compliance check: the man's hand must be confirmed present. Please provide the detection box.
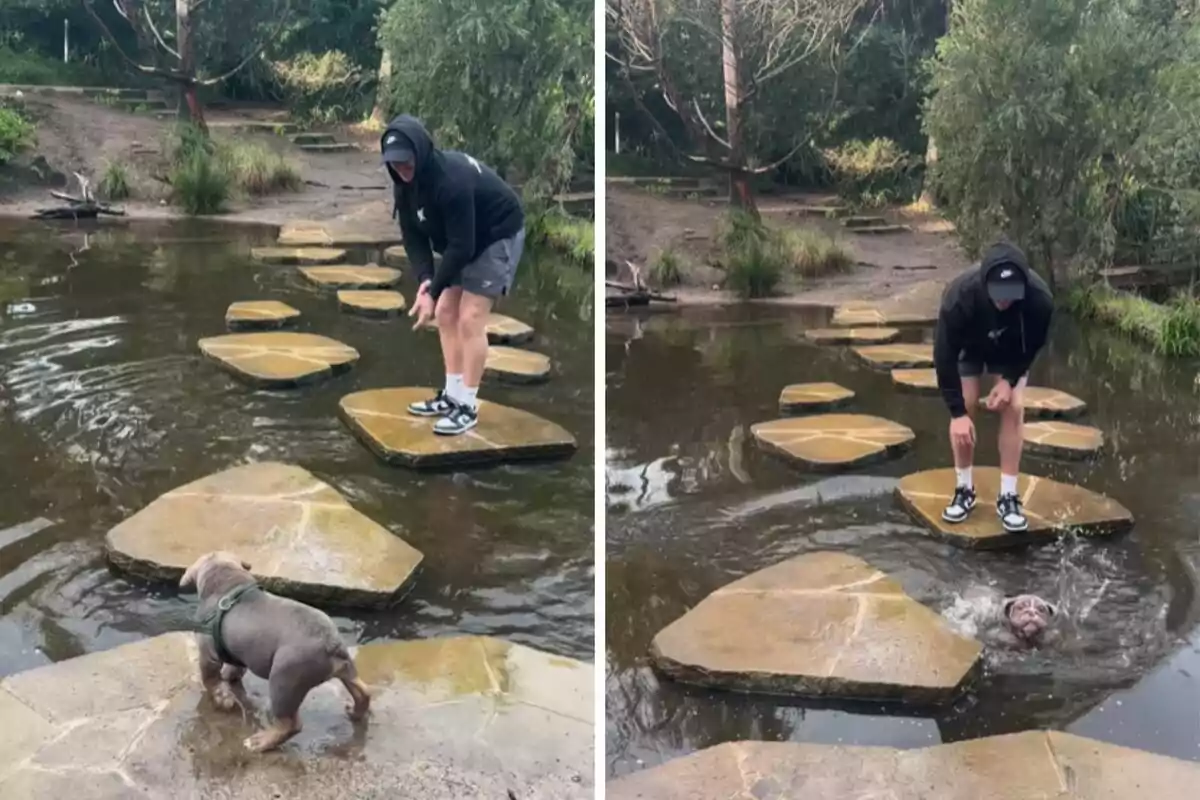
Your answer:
[986,379,1014,411]
[409,291,435,330]
[950,415,976,448]
[416,279,431,298]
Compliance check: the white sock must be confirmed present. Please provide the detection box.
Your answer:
[444,373,463,399]
[1000,473,1019,497]
[460,385,479,412]
[955,467,973,489]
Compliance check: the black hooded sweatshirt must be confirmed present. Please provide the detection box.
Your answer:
[933,242,1054,418]
[381,115,524,299]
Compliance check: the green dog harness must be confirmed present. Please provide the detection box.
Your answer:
[194,582,261,667]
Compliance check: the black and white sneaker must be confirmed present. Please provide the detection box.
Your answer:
[996,493,1029,532]
[433,403,478,436]
[942,486,977,523]
[408,390,455,417]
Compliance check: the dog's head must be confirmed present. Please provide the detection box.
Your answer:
[1003,594,1057,643]
[179,551,253,597]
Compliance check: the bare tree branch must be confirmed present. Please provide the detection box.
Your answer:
[692,97,731,148]
[83,0,183,80]
[143,6,181,60]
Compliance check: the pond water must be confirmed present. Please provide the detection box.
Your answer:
[606,304,1200,778]
[0,218,594,679]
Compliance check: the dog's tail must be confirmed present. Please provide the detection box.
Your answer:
[329,642,357,680]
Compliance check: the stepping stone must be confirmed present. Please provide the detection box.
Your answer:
[1009,386,1088,419]
[383,245,408,266]
[485,346,551,383]
[300,142,356,153]
[843,215,888,228]
[278,225,403,248]
[198,332,359,388]
[104,463,422,607]
[428,313,535,345]
[804,327,900,345]
[896,467,1133,548]
[1024,420,1104,459]
[290,132,336,146]
[778,382,854,414]
[0,632,593,798]
[751,414,914,471]
[339,387,576,469]
[851,224,912,235]
[607,732,1200,800]
[224,300,300,331]
[892,367,938,394]
[250,246,346,265]
[852,343,934,369]
[300,265,402,289]
[338,290,406,318]
[832,304,938,327]
[650,552,981,704]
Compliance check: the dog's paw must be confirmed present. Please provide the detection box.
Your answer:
[243,731,281,753]
[210,684,239,712]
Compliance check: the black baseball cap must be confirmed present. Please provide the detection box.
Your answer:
[381,131,414,164]
[985,262,1026,302]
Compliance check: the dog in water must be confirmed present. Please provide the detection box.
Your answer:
[179,551,371,752]
[1002,594,1058,645]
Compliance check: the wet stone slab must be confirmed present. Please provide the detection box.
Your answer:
[485,346,552,383]
[606,732,1200,800]
[340,387,577,469]
[225,300,300,331]
[199,332,359,388]
[832,303,938,327]
[0,633,593,799]
[278,222,402,249]
[751,413,914,471]
[896,466,1134,548]
[337,290,407,318]
[250,247,347,265]
[852,343,934,369]
[427,313,536,345]
[892,367,939,394]
[981,386,1088,419]
[300,265,403,289]
[778,382,854,414]
[383,245,407,266]
[650,552,981,704]
[1024,420,1104,459]
[104,462,422,607]
[803,327,900,345]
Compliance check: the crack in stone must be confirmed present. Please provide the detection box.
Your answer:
[1042,732,1070,794]
[824,594,871,678]
[476,640,504,696]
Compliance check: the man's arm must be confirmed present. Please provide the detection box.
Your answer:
[1000,295,1053,386]
[428,186,476,300]
[397,207,436,285]
[934,305,969,417]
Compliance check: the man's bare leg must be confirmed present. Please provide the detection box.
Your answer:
[456,290,494,412]
[435,287,465,399]
[997,377,1027,492]
[953,376,982,479]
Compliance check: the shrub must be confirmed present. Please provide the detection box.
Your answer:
[171,148,230,215]
[528,210,593,267]
[99,160,131,201]
[0,106,34,164]
[823,137,919,207]
[268,50,370,124]
[649,247,683,286]
[217,140,301,196]
[1068,283,1200,357]
[776,228,853,277]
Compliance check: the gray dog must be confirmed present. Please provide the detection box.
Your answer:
[179,551,371,752]
[1003,594,1058,645]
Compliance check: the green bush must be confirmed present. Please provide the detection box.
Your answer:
[776,228,853,277]
[0,106,34,164]
[99,160,131,200]
[1068,283,1200,357]
[171,148,230,215]
[217,140,302,196]
[528,210,593,267]
[725,234,785,299]
[268,50,370,123]
[649,247,683,286]
[823,138,919,207]
[0,44,102,86]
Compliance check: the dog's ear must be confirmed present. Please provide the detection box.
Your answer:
[179,561,199,590]
[1002,597,1016,617]
[1044,601,1058,617]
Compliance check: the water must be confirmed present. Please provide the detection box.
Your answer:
[0,218,594,679]
[605,304,1200,777]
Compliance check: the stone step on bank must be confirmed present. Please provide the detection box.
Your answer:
[0,633,593,799]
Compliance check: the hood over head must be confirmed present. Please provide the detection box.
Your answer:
[980,241,1032,303]
[381,114,437,183]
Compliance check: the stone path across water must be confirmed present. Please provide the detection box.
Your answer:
[0,632,593,799]
[897,467,1134,548]
[485,346,552,383]
[199,332,359,388]
[104,462,422,607]
[278,222,403,249]
[650,552,981,704]
[778,382,854,414]
[803,327,900,345]
[340,387,576,468]
[853,343,934,369]
[1024,420,1105,459]
[607,732,1200,800]
[300,265,403,289]
[751,414,914,470]
[250,247,347,265]
[337,290,407,318]
[225,300,300,331]
[832,303,938,327]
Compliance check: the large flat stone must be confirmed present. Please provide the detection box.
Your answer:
[383,245,408,266]
[337,290,407,318]
[606,732,1200,800]
[0,633,592,799]
[650,552,981,704]
[891,367,938,394]
[339,387,577,469]
[981,386,1088,419]
[300,265,402,289]
[804,327,900,345]
[427,312,535,345]
[279,223,403,248]
[751,413,914,471]
[1024,420,1104,459]
[832,304,938,327]
[198,332,359,388]
[250,247,346,265]
[485,346,552,383]
[779,382,854,414]
[225,300,300,331]
[852,343,934,369]
[105,462,422,607]
[896,467,1134,548]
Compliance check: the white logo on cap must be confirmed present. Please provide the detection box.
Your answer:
[1000,269,1013,278]
[386,134,398,145]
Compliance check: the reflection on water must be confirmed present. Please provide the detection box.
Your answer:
[0,218,594,679]
[605,304,1200,778]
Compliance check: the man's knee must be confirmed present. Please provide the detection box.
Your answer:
[434,297,460,327]
[1003,393,1025,419]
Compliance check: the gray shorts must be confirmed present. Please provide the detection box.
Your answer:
[450,227,525,299]
[958,354,1027,387]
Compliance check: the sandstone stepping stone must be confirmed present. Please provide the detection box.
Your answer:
[896,466,1133,548]
[279,226,404,248]
[224,300,300,331]
[485,346,552,383]
[751,414,914,471]
[250,246,346,265]
[650,552,981,704]
[778,382,854,413]
[427,313,535,345]
[981,386,1088,419]
[104,463,422,607]
[198,332,359,388]
[383,245,408,266]
[892,367,938,394]
[832,304,938,327]
[804,327,900,345]
[338,290,406,318]
[300,265,402,289]
[340,387,576,468]
[606,732,1200,800]
[1024,420,1104,459]
[853,343,934,369]
[0,632,593,798]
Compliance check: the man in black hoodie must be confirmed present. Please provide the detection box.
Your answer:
[381,114,526,436]
[932,242,1053,533]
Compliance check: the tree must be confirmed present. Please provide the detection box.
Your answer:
[607,0,874,214]
[83,0,297,132]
